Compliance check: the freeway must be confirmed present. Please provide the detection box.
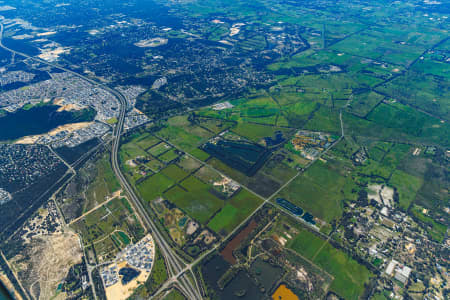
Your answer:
[0,23,202,300]
[108,69,202,300]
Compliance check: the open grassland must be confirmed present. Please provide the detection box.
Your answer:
[376,72,449,122]
[164,175,224,224]
[269,49,404,89]
[148,142,172,157]
[287,228,371,300]
[119,140,148,163]
[195,84,338,135]
[177,155,202,172]
[71,197,145,263]
[137,173,175,203]
[161,164,190,182]
[231,122,292,143]
[410,205,447,242]
[208,189,263,235]
[359,159,393,179]
[156,115,214,152]
[85,153,121,212]
[277,160,356,223]
[159,148,180,163]
[280,99,319,128]
[194,165,222,184]
[414,163,448,214]
[230,95,281,125]
[367,102,448,144]
[411,56,450,79]
[260,155,298,183]
[208,156,288,198]
[207,204,237,234]
[194,116,235,134]
[343,104,450,147]
[304,106,341,134]
[330,26,445,66]
[389,170,423,210]
[119,133,165,180]
[196,95,283,126]
[348,91,384,117]
[145,158,164,173]
[133,133,161,150]
[190,148,210,161]
[315,242,371,300]
[356,142,411,180]
[381,143,411,169]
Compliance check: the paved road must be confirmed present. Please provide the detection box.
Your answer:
[108,76,202,300]
[0,23,202,300]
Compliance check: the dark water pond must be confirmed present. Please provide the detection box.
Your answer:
[203,139,270,176]
[250,258,284,291]
[0,104,95,141]
[264,131,285,147]
[119,267,140,285]
[202,255,231,287]
[219,270,264,300]
[202,256,264,300]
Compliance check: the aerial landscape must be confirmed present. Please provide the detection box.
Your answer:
[0,0,448,299]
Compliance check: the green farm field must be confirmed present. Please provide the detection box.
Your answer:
[276,159,356,223]
[208,189,263,235]
[137,173,175,203]
[156,115,214,152]
[287,228,371,300]
[161,164,190,182]
[164,175,224,224]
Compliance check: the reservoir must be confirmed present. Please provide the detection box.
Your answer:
[0,104,96,141]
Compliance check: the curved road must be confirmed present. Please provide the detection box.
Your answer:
[0,23,202,300]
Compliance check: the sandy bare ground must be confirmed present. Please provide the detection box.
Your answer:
[134,38,168,48]
[14,122,93,144]
[9,232,82,300]
[33,232,82,299]
[36,31,56,37]
[105,266,150,300]
[38,47,70,62]
[53,97,86,112]
[56,103,83,112]
[104,234,155,300]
